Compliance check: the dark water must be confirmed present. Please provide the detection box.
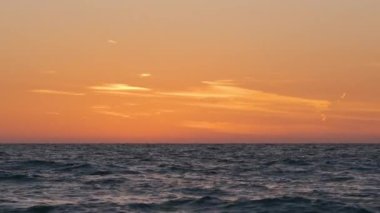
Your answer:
[0,144,379,213]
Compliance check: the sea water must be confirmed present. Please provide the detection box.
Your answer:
[0,144,379,212]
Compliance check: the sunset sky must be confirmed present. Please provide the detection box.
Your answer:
[1,1,379,143]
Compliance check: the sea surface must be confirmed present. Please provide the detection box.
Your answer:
[0,144,379,213]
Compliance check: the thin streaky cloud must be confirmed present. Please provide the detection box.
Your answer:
[94,110,130,119]
[159,91,233,98]
[337,108,380,113]
[107,39,118,44]
[329,115,380,122]
[94,91,161,98]
[161,80,330,112]
[30,89,85,96]
[139,73,152,78]
[201,79,236,86]
[136,109,175,117]
[92,105,130,119]
[91,105,111,110]
[89,83,151,92]
[340,93,347,100]
[185,102,291,114]
[183,121,255,134]
[124,103,139,106]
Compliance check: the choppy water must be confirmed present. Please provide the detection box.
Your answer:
[0,144,379,213]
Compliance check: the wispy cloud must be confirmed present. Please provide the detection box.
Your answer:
[340,93,347,100]
[92,106,130,119]
[91,105,173,119]
[202,79,236,86]
[95,110,130,119]
[124,103,139,106]
[30,89,85,96]
[183,121,255,134]
[92,105,111,110]
[87,80,333,128]
[89,81,330,116]
[185,102,290,114]
[139,73,152,78]
[161,80,330,113]
[322,92,349,121]
[89,83,151,92]
[94,91,161,98]
[107,39,118,44]
[329,114,380,122]
[136,109,175,116]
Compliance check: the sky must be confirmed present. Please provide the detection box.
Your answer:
[0,0,379,143]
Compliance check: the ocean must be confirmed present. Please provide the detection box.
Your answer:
[0,144,379,212]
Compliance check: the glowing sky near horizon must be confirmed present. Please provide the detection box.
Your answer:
[0,1,379,142]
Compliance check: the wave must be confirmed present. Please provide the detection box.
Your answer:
[0,171,40,182]
[18,160,67,168]
[322,176,355,182]
[128,196,374,212]
[0,174,37,182]
[26,205,56,213]
[84,177,126,185]
[263,158,311,167]
[0,144,378,212]
[88,170,114,176]
[177,187,228,196]
[0,204,62,213]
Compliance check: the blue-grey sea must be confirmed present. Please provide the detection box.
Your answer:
[0,144,379,213]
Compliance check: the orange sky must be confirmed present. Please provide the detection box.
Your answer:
[0,1,379,143]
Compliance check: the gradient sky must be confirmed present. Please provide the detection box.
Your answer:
[1,1,379,143]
